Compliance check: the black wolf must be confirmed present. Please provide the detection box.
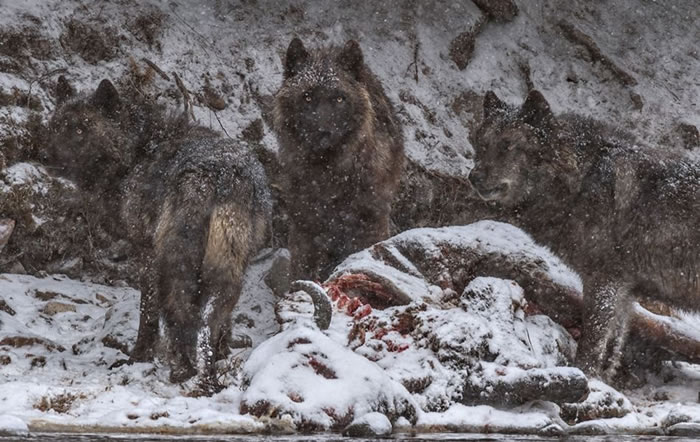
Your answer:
[469,89,700,380]
[273,38,404,281]
[47,79,270,391]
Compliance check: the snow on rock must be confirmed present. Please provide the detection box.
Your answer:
[0,0,696,178]
[561,379,634,424]
[0,273,139,373]
[663,403,700,427]
[0,162,83,276]
[343,412,392,437]
[463,362,588,407]
[668,423,700,437]
[240,324,417,431]
[418,403,559,435]
[0,163,52,193]
[0,414,28,435]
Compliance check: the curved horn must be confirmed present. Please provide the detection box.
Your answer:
[290,280,332,330]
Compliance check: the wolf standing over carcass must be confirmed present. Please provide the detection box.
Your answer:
[272,38,404,281]
[469,89,700,382]
[46,79,271,392]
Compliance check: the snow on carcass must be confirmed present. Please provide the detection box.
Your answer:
[259,222,587,431]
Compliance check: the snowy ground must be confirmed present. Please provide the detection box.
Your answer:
[2,223,700,437]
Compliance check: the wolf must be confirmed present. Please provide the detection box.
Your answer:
[47,79,271,391]
[272,38,404,281]
[469,89,700,381]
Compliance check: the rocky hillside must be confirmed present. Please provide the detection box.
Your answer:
[1,0,698,275]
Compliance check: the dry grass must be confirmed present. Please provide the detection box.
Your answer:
[33,392,86,414]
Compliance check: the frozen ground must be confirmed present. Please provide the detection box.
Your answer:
[2,223,700,437]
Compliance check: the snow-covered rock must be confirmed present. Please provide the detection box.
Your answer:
[343,412,392,437]
[240,325,417,431]
[0,414,28,435]
[561,379,634,424]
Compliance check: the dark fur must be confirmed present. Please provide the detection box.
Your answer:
[47,81,270,390]
[273,38,404,280]
[470,90,700,380]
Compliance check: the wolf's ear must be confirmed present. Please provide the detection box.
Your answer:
[55,75,76,106]
[93,79,120,117]
[482,90,507,121]
[337,40,363,80]
[285,38,309,79]
[519,90,555,130]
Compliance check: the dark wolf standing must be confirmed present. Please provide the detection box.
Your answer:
[273,38,404,281]
[47,79,270,391]
[469,89,700,381]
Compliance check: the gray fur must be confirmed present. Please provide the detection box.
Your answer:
[470,90,700,380]
[47,81,271,391]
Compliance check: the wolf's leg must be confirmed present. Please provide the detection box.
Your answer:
[130,283,159,361]
[153,173,216,384]
[129,251,160,361]
[575,276,632,379]
[193,202,254,391]
[288,225,326,281]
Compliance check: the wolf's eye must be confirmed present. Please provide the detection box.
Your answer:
[76,128,83,135]
[304,93,312,102]
[336,96,344,103]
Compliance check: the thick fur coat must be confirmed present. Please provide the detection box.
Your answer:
[273,38,404,281]
[470,90,700,379]
[47,80,270,391]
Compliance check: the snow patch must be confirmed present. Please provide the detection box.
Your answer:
[0,414,28,435]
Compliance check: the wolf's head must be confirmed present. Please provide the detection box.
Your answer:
[274,38,373,158]
[470,90,579,208]
[47,78,135,189]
